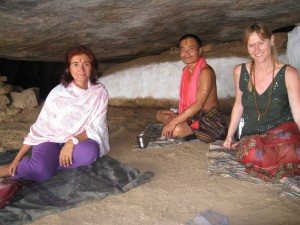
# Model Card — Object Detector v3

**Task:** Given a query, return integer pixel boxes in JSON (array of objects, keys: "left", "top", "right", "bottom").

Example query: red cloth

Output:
[
  {"left": 0, "top": 178, "right": 25, "bottom": 208},
  {"left": 236, "top": 122, "right": 300, "bottom": 181},
  {"left": 179, "top": 57, "right": 207, "bottom": 129}
]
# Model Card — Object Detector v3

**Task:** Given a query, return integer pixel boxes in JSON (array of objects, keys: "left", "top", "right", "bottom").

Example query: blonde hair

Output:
[{"left": 243, "top": 22, "right": 278, "bottom": 92}]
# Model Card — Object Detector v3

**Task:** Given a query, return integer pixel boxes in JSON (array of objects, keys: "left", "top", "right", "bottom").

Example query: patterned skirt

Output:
[
  {"left": 192, "top": 107, "right": 228, "bottom": 143},
  {"left": 236, "top": 122, "right": 300, "bottom": 181}
]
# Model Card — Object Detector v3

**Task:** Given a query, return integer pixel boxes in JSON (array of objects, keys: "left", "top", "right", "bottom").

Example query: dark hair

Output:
[
  {"left": 179, "top": 34, "right": 203, "bottom": 48},
  {"left": 61, "top": 46, "right": 99, "bottom": 87}
]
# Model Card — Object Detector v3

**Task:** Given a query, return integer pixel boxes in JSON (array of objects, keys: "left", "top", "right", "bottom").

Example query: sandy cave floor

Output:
[{"left": 0, "top": 106, "right": 300, "bottom": 225}]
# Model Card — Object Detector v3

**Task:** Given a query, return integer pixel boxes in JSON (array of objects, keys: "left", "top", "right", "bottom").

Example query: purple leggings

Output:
[{"left": 13, "top": 139, "right": 100, "bottom": 182}]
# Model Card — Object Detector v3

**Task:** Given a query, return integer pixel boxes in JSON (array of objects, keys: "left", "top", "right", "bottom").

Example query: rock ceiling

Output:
[{"left": 0, "top": 0, "right": 300, "bottom": 63}]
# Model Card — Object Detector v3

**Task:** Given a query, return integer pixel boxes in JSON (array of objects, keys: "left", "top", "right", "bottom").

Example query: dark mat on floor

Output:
[
  {"left": 0, "top": 150, "right": 154, "bottom": 225},
  {"left": 133, "top": 123, "right": 199, "bottom": 150}
]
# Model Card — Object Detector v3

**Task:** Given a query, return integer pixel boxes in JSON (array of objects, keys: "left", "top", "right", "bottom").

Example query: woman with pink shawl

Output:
[{"left": 0, "top": 46, "right": 110, "bottom": 182}]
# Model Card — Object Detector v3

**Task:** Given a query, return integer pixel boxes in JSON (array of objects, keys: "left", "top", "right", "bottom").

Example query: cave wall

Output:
[{"left": 0, "top": 59, "right": 64, "bottom": 99}]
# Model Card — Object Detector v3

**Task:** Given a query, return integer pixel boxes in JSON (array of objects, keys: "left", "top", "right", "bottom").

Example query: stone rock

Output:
[
  {"left": 10, "top": 88, "right": 39, "bottom": 109},
  {"left": 6, "top": 106, "right": 22, "bottom": 116},
  {"left": 0, "top": 76, "right": 7, "bottom": 82},
  {"left": 0, "top": 94, "right": 10, "bottom": 108},
  {"left": 0, "top": 75, "right": 7, "bottom": 87},
  {"left": 0, "top": 84, "right": 13, "bottom": 95},
  {"left": 31, "top": 87, "right": 41, "bottom": 104},
  {"left": 0, "top": 106, "right": 22, "bottom": 121},
  {"left": 0, "top": 1, "right": 299, "bottom": 62}
]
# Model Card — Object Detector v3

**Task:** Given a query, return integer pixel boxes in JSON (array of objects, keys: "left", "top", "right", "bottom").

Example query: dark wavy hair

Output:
[
  {"left": 61, "top": 46, "right": 99, "bottom": 87},
  {"left": 179, "top": 34, "right": 203, "bottom": 48}
]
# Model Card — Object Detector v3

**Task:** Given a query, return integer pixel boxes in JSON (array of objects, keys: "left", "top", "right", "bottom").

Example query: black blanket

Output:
[{"left": 0, "top": 150, "right": 154, "bottom": 225}]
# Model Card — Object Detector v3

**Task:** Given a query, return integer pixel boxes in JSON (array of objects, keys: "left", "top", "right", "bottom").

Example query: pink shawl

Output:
[
  {"left": 179, "top": 57, "right": 207, "bottom": 114},
  {"left": 24, "top": 81, "right": 110, "bottom": 156}
]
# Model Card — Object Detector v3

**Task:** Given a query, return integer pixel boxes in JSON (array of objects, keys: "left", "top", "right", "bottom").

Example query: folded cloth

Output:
[
  {"left": 208, "top": 141, "right": 300, "bottom": 197},
  {"left": 0, "top": 178, "right": 27, "bottom": 209}
]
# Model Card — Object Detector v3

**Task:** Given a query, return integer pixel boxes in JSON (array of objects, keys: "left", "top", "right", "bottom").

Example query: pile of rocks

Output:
[{"left": 0, "top": 74, "right": 40, "bottom": 121}]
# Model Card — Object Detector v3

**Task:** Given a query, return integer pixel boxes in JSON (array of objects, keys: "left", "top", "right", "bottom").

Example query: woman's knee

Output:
[
  {"left": 33, "top": 164, "right": 57, "bottom": 182},
  {"left": 73, "top": 139, "right": 99, "bottom": 165},
  {"left": 18, "top": 158, "right": 57, "bottom": 182},
  {"left": 17, "top": 142, "right": 60, "bottom": 182}
]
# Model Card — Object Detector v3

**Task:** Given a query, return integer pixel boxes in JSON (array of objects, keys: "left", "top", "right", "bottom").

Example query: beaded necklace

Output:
[{"left": 250, "top": 61, "right": 275, "bottom": 121}]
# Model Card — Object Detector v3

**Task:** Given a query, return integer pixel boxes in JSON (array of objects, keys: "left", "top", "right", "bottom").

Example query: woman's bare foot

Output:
[{"left": 0, "top": 164, "right": 10, "bottom": 177}]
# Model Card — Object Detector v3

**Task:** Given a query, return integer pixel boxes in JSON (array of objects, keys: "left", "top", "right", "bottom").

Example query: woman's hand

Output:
[
  {"left": 223, "top": 136, "right": 234, "bottom": 149},
  {"left": 6, "top": 144, "right": 32, "bottom": 177},
  {"left": 8, "top": 158, "right": 21, "bottom": 177},
  {"left": 59, "top": 141, "right": 74, "bottom": 167}
]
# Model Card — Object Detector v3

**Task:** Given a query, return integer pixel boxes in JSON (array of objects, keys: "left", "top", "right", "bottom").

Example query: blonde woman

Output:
[{"left": 224, "top": 22, "right": 300, "bottom": 181}]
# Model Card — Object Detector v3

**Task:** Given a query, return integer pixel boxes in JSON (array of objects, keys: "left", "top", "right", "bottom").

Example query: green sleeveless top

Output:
[{"left": 240, "top": 63, "right": 294, "bottom": 136}]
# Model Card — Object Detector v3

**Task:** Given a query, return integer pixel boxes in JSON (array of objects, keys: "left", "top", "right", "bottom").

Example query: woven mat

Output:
[
  {"left": 207, "top": 141, "right": 300, "bottom": 197},
  {"left": 0, "top": 150, "right": 154, "bottom": 225},
  {"left": 132, "top": 123, "right": 199, "bottom": 150}
]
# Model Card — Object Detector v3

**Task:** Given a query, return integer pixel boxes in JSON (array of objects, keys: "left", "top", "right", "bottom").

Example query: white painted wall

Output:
[{"left": 100, "top": 26, "right": 299, "bottom": 100}]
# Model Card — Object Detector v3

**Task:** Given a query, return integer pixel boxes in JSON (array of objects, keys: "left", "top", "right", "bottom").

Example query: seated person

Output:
[
  {"left": 0, "top": 46, "right": 110, "bottom": 182},
  {"left": 156, "top": 34, "right": 227, "bottom": 143},
  {"left": 223, "top": 22, "right": 300, "bottom": 181}
]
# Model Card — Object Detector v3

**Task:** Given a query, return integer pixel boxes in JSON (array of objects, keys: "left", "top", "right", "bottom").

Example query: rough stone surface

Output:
[
  {"left": 0, "top": 84, "right": 13, "bottom": 95},
  {"left": 0, "top": 76, "right": 7, "bottom": 82},
  {"left": 0, "top": 0, "right": 299, "bottom": 63},
  {"left": 10, "top": 88, "right": 39, "bottom": 109},
  {"left": 0, "top": 94, "right": 10, "bottom": 108}
]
